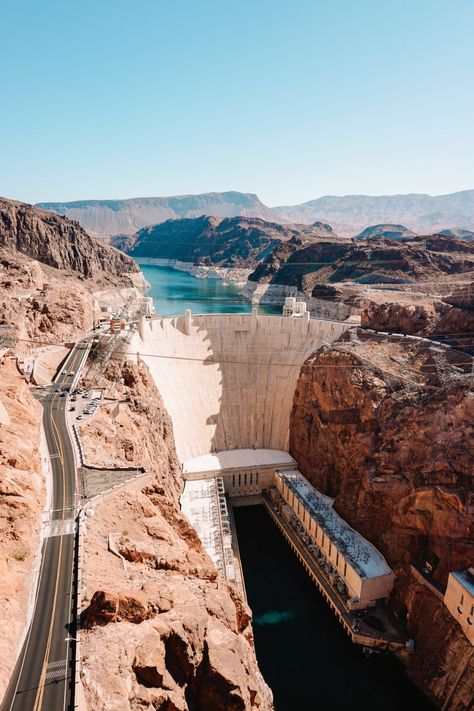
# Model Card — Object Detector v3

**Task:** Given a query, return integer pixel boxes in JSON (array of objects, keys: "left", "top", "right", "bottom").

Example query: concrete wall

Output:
[
  {"left": 444, "top": 572, "right": 474, "bottom": 645},
  {"left": 131, "top": 312, "right": 351, "bottom": 463},
  {"left": 275, "top": 474, "right": 394, "bottom": 609}
]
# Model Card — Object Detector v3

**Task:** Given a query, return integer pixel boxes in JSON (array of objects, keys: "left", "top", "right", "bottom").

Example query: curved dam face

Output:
[{"left": 131, "top": 312, "right": 351, "bottom": 464}]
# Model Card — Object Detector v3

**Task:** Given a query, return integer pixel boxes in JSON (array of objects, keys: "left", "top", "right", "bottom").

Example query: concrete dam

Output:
[{"left": 133, "top": 310, "right": 350, "bottom": 463}]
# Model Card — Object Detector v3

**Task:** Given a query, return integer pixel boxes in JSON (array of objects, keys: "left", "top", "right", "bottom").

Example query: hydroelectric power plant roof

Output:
[
  {"left": 183, "top": 448, "right": 295, "bottom": 477},
  {"left": 277, "top": 470, "right": 392, "bottom": 578}
]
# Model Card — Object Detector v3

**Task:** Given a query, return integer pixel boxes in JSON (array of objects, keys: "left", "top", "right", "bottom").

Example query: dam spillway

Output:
[{"left": 132, "top": 311, "right": 351, "bottom": 464}]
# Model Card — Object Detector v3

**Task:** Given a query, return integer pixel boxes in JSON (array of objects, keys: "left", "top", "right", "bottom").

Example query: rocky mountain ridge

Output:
[
  {"left": 120, "top": 215, "right": 338, "bottom": 268},
  {"left": 37, "top": 189, "right": 474, "bottom": 238},
  {"left": 0, "top": 198, "right": 141, "bottom": 283},
  {"left": 354, "top": 224, "right": 418, "bottom": 240},
  {"left": 38, "top": 192, "right": 276, "bottom": 240},
  {"left": 249, "top": 234, "right": 474, "bottom": 293}
]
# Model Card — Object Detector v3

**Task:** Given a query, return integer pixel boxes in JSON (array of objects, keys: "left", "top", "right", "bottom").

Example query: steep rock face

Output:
[
  {"left": 361, "top": 291, "right": 474, "bottom": 353},
  {"left": 0, "top": 362, "right": 44, "bottom": 700},
  {"left": 396, "top": 572, "right": 474, "bottom": 708},
  {"left": 0, "top": 251, "right": 99, "bottom": 347},
  {"left": 0, "top": 198, "right": 140, "bottom": 280},
  {"left": 289, "top": 333, "right": 474, "bottom": 708},
  {"left": 79, "top": 360, "right": 273, "bottom": 711}
]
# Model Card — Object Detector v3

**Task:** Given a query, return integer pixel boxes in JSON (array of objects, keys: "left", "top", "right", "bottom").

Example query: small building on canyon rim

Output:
[{"left": 444, "top": 568, "right": 474, "bottom": 645}]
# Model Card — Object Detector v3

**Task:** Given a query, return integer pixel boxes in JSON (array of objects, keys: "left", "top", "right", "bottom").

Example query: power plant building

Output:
[{"left": 273, "top": 470, "right": 395, "bottom": 610}]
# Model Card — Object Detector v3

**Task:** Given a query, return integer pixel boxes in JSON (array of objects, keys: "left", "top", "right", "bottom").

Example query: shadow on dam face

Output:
[{"left": 133, "top": 312, "right": 351, "bottom": 464}]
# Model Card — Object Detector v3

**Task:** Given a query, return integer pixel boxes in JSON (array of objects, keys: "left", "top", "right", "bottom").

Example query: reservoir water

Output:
[
  {"left": 234, "top": 506, "right": 435, "bottom": 711},
  {"left": 138, "top": 263, "right": 436, "bottom": 711},
  {"left": 140, "top": 263, "right": 279, "bottom": 316}
]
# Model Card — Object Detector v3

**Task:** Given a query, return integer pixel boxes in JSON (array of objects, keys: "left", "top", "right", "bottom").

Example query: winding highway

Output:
[{"left": 1, "top": 343, "right": 88, "bottom": 711}]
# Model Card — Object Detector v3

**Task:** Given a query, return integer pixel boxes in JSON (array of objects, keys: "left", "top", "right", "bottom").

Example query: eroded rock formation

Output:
[
  {"left": 290, "top": 330, "right": 474, "bottom": 708},
  {"left": 79, "top": 360, "right": 273, "bottom": 710},
  {"left": 361, "top": 282, "right": 474, "bottom": 353},
  {"left": 0, "top": 197, "right": 141, "bottom": 281},
  {"left": 0, "top": 362, "right": 44, "bottom": 699}
]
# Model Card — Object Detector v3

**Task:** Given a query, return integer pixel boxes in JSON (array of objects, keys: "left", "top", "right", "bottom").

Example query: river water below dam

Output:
[
  {"left": 138, "top": 264, "right": 435, "bottom": 711},
  {"left": 234, "top": 506, "right": 434, "bottom": 711}
]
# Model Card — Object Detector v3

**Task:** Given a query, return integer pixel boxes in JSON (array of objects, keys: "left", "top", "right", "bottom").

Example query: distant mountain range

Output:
[{"left": 37, "top": 189, "right": 474, "bottom": 239}]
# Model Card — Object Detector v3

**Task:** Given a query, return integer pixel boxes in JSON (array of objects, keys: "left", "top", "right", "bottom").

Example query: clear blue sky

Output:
[{"left": 1, "top": 0, "right": 473, "bottom": 206}]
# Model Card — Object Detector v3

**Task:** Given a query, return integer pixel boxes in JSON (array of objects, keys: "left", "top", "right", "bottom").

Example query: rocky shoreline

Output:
[{"left": 134, "top": 257, "right": 252, "bottom": 286}]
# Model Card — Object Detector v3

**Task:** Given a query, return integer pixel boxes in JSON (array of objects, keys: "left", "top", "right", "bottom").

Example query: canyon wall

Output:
[
  {"left": 0, "top": 198, "right": 141, "bottom": 281},
  {"left": 0, "top": 362, "right": 45, "bottom": 700},
  {"left": 131, "top": 313, "right": 352, "bottom": 463},
  {"left": 289, "top": 330, "right": 474, "bottom": 708},
  {"left": 78, "top": 360, "right": 273, "bottom": 711}
]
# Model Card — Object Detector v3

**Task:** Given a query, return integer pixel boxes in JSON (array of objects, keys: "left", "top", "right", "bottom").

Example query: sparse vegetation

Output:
[{"left": 12, "top": 545, "right": 29, "bottom": 562}]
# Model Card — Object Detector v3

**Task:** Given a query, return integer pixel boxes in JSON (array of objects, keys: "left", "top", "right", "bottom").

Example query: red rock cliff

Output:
[
  {"left": 289, "top": 331, "right": 474, "bottom": 709},
  {"left": 79, "top": 360, "right": 273, "bottom": 711}
]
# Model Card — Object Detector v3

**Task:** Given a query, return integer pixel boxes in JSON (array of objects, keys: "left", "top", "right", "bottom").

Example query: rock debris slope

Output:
[
  {"left": 0, "top": 362, "right": 44, "bottom": 699},
  {"left": 79, "top": 360, "right": 273, "bottom": 711}
]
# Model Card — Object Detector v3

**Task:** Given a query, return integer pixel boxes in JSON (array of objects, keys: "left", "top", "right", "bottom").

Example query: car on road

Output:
[
  {"left": 61, "top": 369, "right": 67, "bottom": 374},
  {"left": 55, "top": 388, "right": 62, "bottom": 393}
]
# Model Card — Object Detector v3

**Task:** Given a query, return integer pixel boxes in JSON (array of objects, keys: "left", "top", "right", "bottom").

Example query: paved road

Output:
[{"left": 1, "top": 343, "right": 87, "bottom": 711}]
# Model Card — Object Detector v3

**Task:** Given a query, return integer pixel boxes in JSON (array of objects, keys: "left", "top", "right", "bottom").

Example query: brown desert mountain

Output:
[{"left": 38, "top": 189, "right": 474, "bottom": 238}]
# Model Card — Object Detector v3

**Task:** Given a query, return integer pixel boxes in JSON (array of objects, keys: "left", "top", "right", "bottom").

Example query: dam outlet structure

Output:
[{"left": 129, "top": 310, "right": 404, "bottom": 650}]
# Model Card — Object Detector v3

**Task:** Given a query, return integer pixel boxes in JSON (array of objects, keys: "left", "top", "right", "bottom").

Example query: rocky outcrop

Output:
[
  {"left": 249, "top": 235, "right": 474, "bottom": 293},
  {"left": 289, "top": 331, "right": 474, "bottom": 708},
  {"left": 361, "top": 282, "right": 474, "bottom": 352},
  {"left": 79, "top": 360, "right": 273, "bottom": 710},
  {"left": 396, "top": 572, "right": 474, "bottom": 708},
  {"left": 354, "top": 224, "right": 418, "bottom": 240},
  {"left": 0, "top": 362, "right": 44, "bottom": 700},
  {"left": 0, "top": 197, "right": 140, "bottom": 281}
]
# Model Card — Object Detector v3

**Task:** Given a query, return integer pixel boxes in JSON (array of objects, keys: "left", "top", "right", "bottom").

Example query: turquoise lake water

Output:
[
  {"left": 140, "top": 263, "right": 279, "bottom": 316},
  {"left": 138, "top": 262, "right": 435, "bottom": 711}
]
